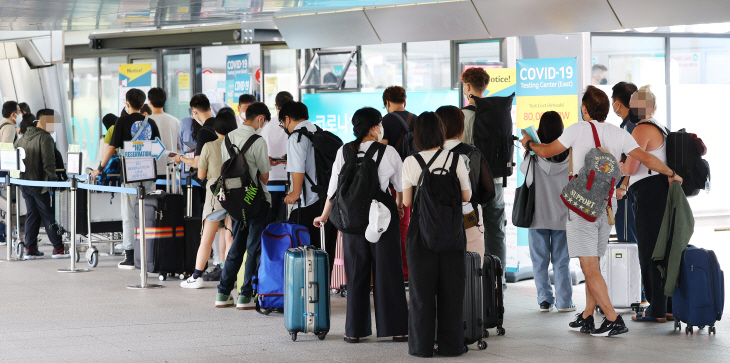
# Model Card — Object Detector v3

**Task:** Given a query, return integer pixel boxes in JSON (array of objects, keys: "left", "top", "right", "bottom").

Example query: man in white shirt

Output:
[
  {"left": 261, "top": 91, "right": 293, "bottom": 222},
  {"left": 235, "top": 94, "right": 256, "bottom": 128},
  {"left": 147, "top": 88, "right": 180, "bottom": 178},
  {"left": 520, "top": 86, "right": 682, "bottom": 337}
]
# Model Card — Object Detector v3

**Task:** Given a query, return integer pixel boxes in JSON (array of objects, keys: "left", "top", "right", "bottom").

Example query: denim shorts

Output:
[{"left": 205, "top": 209, "right": 228, "bottom": 223}]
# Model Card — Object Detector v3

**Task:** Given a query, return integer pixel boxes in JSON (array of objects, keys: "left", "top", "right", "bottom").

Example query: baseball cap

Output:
[{"left": 365, "top": 200, "right": 391, "bottom": 243}]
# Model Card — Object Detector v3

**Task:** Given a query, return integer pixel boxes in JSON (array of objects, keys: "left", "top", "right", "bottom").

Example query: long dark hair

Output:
[
  {"left": 414, "top": 112, "right": 445, "bottom": 151},
  {"left": 350, "top": 107, "right": 382, "bottom": 152},
  {"left": 20, "top": 114, "right": 38, "bottom": 134},
  {"left": 536, "top": 111, "right": 569, "bottom": 163}
]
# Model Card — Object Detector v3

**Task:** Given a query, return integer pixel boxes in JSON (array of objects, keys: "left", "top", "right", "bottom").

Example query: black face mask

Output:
[
  {"left": 599, "top": 78, "right": 607, "bottom": 85},
  {"left": 628, "top": 108, "right": 641, "bottom": 124}
]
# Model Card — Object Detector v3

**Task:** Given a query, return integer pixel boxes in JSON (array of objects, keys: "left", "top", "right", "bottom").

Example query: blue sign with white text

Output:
[
  {"left": 226, "top": 54, "right": 250, "bottom": 104},
  {"left": 517, "top": 57, "right": 577, "bottom": 97}
]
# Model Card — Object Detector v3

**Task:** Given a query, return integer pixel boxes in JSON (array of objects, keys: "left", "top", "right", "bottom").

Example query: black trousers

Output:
[
  {"left": 342, "top": 199, "right": 408, "bottom": 338},
  {"left": 21, "top": 187, "right": 63, "bottom": 252},
  {"left": 288, "top": 201, "right": 337, "bottom": 273},
  {"left": 631, "top": 175, "right": 671, "bottom": 318},
  {"left": 268, "top": 181, "right": 287, "bottom": 223},
  {"left": 407, "top": 213, "right": 466, "bottom": 357}
]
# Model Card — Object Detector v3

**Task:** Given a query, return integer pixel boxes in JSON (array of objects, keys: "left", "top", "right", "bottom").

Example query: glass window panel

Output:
[
  {"left": 459, "top": 41, "right": 501, "bottom": 64},
  {"left": 361, "top": 43, "right": 402, "bottom": 92},
  {"left": 301, "top": 51, "right": 356, "bottom": 89},
  {"left": 100, "top": 56, "right": 128, "bottom": 130},
  {"left": 670, "top": 37, "right": 730, "bottom": 84},
  {"left": 71, "top": 58, "right": 100, "bottom": 168},
  {"left": 201, "top": 44, "right": 262, "bottom": 105},
  {"left": 163, "top": 53, "right": 192, "bottom": 121},
  {"left": 406, "top": 41, "right": 451, "bottom": 92},
  {"left": 263, "top": 48, "right": 299, "bottom": 111}
]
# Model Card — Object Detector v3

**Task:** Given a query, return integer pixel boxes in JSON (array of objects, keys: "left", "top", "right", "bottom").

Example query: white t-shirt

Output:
[
  {"left": 260, "top": 115, "right": 288, "bottom": 182},
  {"left": 236, "top": 114, "right": 246, "bottom": 128},
  {"left": 402, "top": 149, "right": 471, "bottom": 194},
  {"left": 557, "top": 120, "right": 640, "bottom": 175},
  {"left": 327, "top": 141, "right": 403, "bottom": 197},
  {"left": 148, "top": 112, "right": 180, "bottom": 175}
]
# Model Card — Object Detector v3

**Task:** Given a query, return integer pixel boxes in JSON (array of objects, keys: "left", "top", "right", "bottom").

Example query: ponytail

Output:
[{"left": 350, "top": 107, "right": 382, "bottom": 152}]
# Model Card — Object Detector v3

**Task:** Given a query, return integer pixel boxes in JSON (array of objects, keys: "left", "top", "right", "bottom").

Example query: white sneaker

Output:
[
  {"left": 559, "top": 305, "right": 577, "bottom": 312},
  {"left": 180, "top": 276, "right": 203, "bottom": 289}
]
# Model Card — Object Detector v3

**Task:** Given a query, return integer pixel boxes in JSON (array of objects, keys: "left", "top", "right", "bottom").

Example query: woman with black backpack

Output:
[
  {"left": 313, "top": 107, "right": 408, "bottom": 344},
  {"left": 402, "top": 112, "right": 472, "bottom": 357}
]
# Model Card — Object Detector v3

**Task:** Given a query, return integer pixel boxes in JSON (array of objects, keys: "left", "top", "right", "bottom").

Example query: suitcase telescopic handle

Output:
[{"left": 308, "top": 281, "right": 319, "bottom": 303}]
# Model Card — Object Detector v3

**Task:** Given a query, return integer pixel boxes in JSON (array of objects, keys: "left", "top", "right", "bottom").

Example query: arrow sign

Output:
[{"left": 123, "top": 137, "right": 166, "bottom": 160}]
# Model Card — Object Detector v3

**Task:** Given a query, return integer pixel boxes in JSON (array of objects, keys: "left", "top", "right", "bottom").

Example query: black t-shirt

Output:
[
  {"left": 195, "top": 117, "right": 217, "bottom": 156},
  {"left": 381, "top": 110, "right": 413, "bottom": 157},
  {"left": 110, "top": 113, "right": 162, "bottom": 149}
]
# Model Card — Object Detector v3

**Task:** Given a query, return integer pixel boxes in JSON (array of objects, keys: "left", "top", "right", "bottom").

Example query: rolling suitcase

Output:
[
  {"left": 464, "top": 251, "right": 487, "bottom": 350},
  {"left": 672, "top": 246, "right": 724, "bottom": 334},
  {"left": 284, "top": 225, "right": 330, "bottom": 341},
  {"left": 134, "top": 192, "right": 186, "bottom": 277},
  {"left": 600, "top": 241, "right": 642, "bottom": 311},
  {"left": 483, "top": 254, "right": 505, "bottom": 337},
  {"left": 183, "top": 176, "right": 202, "bottom": 276}
]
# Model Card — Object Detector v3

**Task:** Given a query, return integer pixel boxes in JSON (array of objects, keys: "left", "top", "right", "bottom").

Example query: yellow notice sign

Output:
[{"left": 178, "top": 74, "right": 190, "bottom": 90}]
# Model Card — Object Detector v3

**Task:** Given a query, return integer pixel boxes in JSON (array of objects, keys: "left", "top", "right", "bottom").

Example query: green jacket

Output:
[
  {"left": 652, "top": 182, "right": 694, "bottom": 297},
  {"left": 14, "top": 127, "right": 58, "bottom": 193}
]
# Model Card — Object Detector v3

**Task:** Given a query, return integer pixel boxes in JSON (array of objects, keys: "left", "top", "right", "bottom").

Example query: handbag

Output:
[{"left": 512, "top": 155, "right": 536, "bottom": 228}]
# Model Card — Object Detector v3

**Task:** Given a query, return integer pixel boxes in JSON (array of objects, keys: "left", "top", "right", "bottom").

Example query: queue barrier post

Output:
[
  {"left": 127, "top": 183, "right": 162, "bottom": 289},
  {"left": 58, "top": 178, "right": 89, "bottom": 273},
  {"left": 5, "top": 174, "right": 11, "bottom": 261}
]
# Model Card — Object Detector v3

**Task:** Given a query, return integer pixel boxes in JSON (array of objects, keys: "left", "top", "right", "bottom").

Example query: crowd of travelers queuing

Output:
[{"left": 8, "top": 65, "right": 690, "bottom": 357}]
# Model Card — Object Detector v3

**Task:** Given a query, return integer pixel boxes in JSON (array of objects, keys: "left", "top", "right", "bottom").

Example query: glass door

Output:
[{"left": 161, "top": 50, "right": 193, "bottom": 121}]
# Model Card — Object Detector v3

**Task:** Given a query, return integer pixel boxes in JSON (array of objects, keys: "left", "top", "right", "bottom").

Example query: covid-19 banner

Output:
[
  {"left": 118, "top": 63, "right": 152, "bottom": 113},
  {"left": 226, "top": 54, "right": 251, "bottom": 112},
  {"left": 508, "top": 57, "right": 579, "bottom": 281}
]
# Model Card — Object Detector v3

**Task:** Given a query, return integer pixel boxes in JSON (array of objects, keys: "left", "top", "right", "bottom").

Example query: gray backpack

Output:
[{"left": 560, "top": 122, "right": 622, "bottom": 223}]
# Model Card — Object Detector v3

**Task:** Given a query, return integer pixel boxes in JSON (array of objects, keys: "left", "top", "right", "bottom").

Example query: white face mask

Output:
[
  {"left": 376, "top": 125, "right": 384, "bottom": 142},
  {"left": 254, "top": 117, "right": 265, "bottom": 135}
]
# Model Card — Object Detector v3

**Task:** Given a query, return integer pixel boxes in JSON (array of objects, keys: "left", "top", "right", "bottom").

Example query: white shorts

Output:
[{"left": 565, "top": 209, "right": 612, "bottom": 258}]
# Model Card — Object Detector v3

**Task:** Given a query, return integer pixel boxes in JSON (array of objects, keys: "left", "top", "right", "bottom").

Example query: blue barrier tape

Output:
[
  {"left": 267, "top": 185, "right": 286, "bottom": 192},
  {"left": 155, "top": 179, "right": 201, "bottom": 187},
  {"left": 9, "top": 178, "right": 71, "bottom": 188},
  {"left": 77, "top": 183, "right": 138, "bottom": 195}
]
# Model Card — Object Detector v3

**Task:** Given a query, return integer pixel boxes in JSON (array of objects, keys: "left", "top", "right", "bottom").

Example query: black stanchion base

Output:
[
  {"left": 127, "top": 284, "right": 163, "bottom": 289},
  {"left": 58, "top": 269, "right": 90, "bottom": 273}
]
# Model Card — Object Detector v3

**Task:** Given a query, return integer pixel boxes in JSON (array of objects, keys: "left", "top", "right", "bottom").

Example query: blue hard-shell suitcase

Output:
[
  {"left": 673, "top": 246, "right": 724, "bottom": 334},
  {"left": 284, "top": 244, "right": 330, "bottom": 341}
]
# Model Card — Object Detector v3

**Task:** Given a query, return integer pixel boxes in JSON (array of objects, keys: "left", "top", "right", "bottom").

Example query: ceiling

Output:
[{"left": 0, "top": 0, "right": 444, "bottom": 31}]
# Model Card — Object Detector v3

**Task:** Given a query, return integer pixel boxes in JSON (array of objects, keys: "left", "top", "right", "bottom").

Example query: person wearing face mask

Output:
[
  {"left": 173, "top": 94, "right": 216, "bottom": 171},
  {"left": 260, "top": 91, "right": 293, "bottom": 223},
  {"left": 1, "top": 101, "right": 21, "bottom": 144},
  {"left": 236, "top": 94, "right": 256, "bottom": 128},
  {"left": 214, "top": 102, "right": 272, "bottom": 309},
  {"left": 621, "top": 85, "right": 673, "bottom": 324},
  {"left": 91, "top": 89, "right": 162, "bottom": 269},
  {"left": 314, "top": 107, "right": 408, "bottom": 343},
  {"left": 592, "top": 64, "right": 608, "bottom": 85}
]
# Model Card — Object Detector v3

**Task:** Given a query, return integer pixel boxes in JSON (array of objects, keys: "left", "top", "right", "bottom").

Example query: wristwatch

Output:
[
  {"left": 668, "top": 169, "right": 676, "bottom": 178},
  {"left": 97, "top": 164, "right": 104, "bottom": 172},
  {"left": 526, "top": 140, "right": 534, "bottom": 152}
]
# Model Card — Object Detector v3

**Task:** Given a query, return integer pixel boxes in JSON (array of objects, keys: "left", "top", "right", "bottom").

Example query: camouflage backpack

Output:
[{"left": 560, "top": 122, "right": 622, "bottom": 223}]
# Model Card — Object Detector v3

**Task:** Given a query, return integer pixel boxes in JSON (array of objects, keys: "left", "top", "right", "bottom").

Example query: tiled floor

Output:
[{"left": 1, "top": 226, "right": 729, "bottom": 362}]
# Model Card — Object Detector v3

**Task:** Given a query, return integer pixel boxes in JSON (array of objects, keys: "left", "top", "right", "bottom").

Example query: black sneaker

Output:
[
  {"left": 540, "top": 302, "right": 553, "bottom": 312},
  {"left": 118, "top": 249, "right": 135, "bottom": 270},
  {"left": 24, "top": 249, "right": 45, "bottom": 260},
  {"left": 52, "top": 247, "right": 70, "bottom": 259},
  {"left": 591, "top": 315, "right": 628, "bottom": 337},
  {"left": 569, "top": 312, "right": 594, "bottom": 333},
  {"left": 202, "top": 265, "right": 222, "bottom": 281}
]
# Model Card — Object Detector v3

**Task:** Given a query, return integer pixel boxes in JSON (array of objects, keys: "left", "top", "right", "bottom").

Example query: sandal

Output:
[
  {"left": 343, "top": 336, "right": 360, "bottom": 343},
  {"left": 632, "top": 313, "right": 667, "bottom": 323},
  {"left": 393, "top": 336, "right": 408, "bottom": 342}
]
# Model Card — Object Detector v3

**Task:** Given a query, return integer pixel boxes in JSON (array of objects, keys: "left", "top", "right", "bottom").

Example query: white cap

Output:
[{"left": 365, "top": 200, "right": 391, "bottom": 243}]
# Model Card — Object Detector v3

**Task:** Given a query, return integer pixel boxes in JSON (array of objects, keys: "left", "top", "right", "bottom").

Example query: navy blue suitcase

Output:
[
  {"left": 284, "top": 244, "right": 330, "bottom": 341},
  {"left": 673, "top": 246, "right": 724, "bottom": 334}
]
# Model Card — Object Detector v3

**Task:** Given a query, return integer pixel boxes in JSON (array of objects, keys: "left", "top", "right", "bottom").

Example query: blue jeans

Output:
[
  {"left": 528, "top": 229, "right": 573, "bottom": 309},
  {"left": 217, "top": 202, "right": 270, "bottom": 297}
]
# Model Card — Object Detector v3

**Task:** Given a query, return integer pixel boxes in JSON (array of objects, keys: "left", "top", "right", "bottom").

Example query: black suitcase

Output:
[
  {"left": 483, "top": 254, "right": 505, "bottom": 337},
  {"left": 464, "top": 252, "right": 487, "bottom": 350},
  {"left": 133, "top": 192, "right": 186, "bottom": 276},
  {"left": 183, "top": 216, "right": 202, "bottom": 273}
]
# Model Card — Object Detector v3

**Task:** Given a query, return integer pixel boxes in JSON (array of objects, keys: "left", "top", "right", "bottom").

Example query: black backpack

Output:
[
  {"left": 329, "top": 142, "right": 387, "bottom": 233},
  {"left": 292, "top": 125, "right": 344, "bottom": 201},
  {"left": 414, "top": 150, "right": 464, "bottom": 252},
  {"left": 451, "top": 142, "right": 496, "bottom": 208},
  {"left": 211, "top": 135, "right": 264, "bottom": 224},
  {"left": 468, "top": 92, "right": 516, "bottom": 186},
  {"left": 645, "top": 123, "right": 710, "bottom": 197},
  {"left": 389, "top": 112, "right": 418, "bottom": 160}
]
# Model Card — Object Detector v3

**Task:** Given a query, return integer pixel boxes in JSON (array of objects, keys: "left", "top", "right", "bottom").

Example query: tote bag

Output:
[{"left": 512, "top": 155, "right": 536, "bottom": 228}]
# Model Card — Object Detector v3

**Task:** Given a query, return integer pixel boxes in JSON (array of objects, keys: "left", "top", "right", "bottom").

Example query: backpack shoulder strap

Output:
[
  {"left": 131, "top": 117, "right": 149, "bottom": 141},
  {"left": 413, "top": 153, "right": 428, "bottom": 171},
  {"left": 371, "top": 142, "right": 387, "bottom": 167},
  {"left": 393, "top": 113, "right": 413, "bottom": 151},
  {"left": 639, "top": 121, "right": 669, "bottom": 136},
  {"left": 588, "top": 121, "right": 601, "bottom": 148},
  {"left": 343, "top": 142, "right": 357, "bottom": 163},
  {"left": 448, "top": 151, "right": 460, "bottom": 174},
  {"left": 240, "top": 134, "right": 262, "bottom": 155}
]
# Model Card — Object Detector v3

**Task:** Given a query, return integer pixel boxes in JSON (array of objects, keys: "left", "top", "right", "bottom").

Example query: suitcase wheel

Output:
[
  {"left": 685, "top": 326, "right": 694, "bottom": 335},
  {"left": 317, "top": 332, "right": 327, "bottom": 340},
  {"left": 158, "top": 274, "right": 167, "bottom": 281},
  {"left": 179, "top": 274, "right": 186, "bottom": 280},
  {"left": 290, "top": 333, "right": 297, "bottom": 341},
  {"left": 497, "top": 327, "right": 506, "bottom": 336},
  {"left": 477, "top": 340, "right": 487, "bottom": 350},
  {"left": 674, "top": 321, "right": 681, "bottom": 331},
  {"left": 710, "top": 326, "right": 716, "bottom": 334}
]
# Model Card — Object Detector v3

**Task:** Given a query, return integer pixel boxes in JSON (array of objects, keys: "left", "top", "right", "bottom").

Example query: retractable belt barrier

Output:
[{"left": 3, "top": 177, "right": 161, "bottom": 288}]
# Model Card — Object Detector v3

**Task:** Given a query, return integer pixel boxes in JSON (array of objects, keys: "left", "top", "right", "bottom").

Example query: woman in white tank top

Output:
[{"left": 621, "top": 85, "right": 672, "bottom": 323}]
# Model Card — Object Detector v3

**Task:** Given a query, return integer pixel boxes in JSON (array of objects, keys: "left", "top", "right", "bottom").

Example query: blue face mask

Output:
[{"left": 579, "top": 106, "right": 584, "bottom": 121}]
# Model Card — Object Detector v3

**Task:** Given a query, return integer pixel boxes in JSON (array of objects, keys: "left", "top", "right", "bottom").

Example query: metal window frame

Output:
[{"left": 299, "top": 48, "right": 357, "bottom": 90}]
